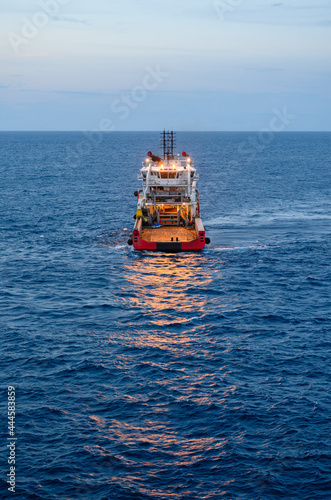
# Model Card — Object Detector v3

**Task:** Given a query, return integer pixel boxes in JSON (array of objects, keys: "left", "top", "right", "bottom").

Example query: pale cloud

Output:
[{"left": 52, "top": 16, "right": 92, "bottom": 26}]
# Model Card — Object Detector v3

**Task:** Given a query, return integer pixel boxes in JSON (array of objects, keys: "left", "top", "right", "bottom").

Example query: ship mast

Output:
[{"left": 161, "top": 130, "right": 176, "bottom": 161}]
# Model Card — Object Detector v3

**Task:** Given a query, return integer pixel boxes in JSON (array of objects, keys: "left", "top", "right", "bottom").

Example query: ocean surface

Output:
[{"left": 0, "top": 132, "right": 330, "bottom": 499}]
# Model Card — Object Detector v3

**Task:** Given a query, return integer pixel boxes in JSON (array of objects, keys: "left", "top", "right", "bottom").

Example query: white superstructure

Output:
[{"left": 136, "top": 154, "right": 200, "bottom": 226}]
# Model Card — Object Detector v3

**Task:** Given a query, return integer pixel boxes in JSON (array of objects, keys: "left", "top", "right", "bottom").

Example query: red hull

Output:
[{"left": 132, "top": 219, "right": 206, "bottom": 253}]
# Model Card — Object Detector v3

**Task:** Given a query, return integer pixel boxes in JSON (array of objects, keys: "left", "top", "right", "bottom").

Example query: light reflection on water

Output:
[
  {"left": 84, "top": 411, "right": 243, "bottom": 499},
  {"left": 122, "top": 254, "right": 214, "bottom": 321},
  {"left": 100, "top": 252, "right": 239, "bottom": 403},
  {"left": 103, "top": 251, "right": 243, "bottom": 364},
  {"left": 113, "top": 252, "right": 243, "bottom": 331},
  {"left": 91, "top": 252, "right": 246, "bottom": 498}
]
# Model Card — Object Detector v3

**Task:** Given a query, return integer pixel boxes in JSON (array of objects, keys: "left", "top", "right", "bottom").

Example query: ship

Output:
[{"left": 128, "top": 131, "right": 210, "bottom": 252}]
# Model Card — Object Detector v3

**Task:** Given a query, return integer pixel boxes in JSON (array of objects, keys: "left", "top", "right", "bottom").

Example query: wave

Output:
[{"left": 211, "top": 244, "right": 269, "bottom": 252}]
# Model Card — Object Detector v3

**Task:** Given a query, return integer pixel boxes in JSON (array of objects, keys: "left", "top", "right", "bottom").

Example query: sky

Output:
[{"left": 0, "top": 0, "right": 330, "bottom": 131}]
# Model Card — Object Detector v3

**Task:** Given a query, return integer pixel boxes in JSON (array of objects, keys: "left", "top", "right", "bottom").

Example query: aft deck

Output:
[{"left": 140, "top": 226, "right": 197, "bottom": 243}]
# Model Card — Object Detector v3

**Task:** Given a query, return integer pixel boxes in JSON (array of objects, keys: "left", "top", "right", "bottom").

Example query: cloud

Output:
[
  {"left": 52, "top": 89, "right": 115, "bottom": 97},
  {"left": 53, "top": 16, "right": 91, "bottom": 26},
  {"left": 16, "top": 88, "right": 117, "bottom": 97},
  {"left": 245, "top": 67, "right": 285, "bottom": 73},
  {"left": 222, "top": 2, "right": 331, "bottom": 27}
]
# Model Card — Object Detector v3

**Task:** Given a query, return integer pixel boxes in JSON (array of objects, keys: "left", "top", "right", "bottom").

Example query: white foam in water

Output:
[
  {"left": 114, "top": 245, "right": 127, "bottom": 250},
  {"left": 212, "top": 244, "right": 268, "bottom": 252},
  {"left": 164, "top": 316, "right": 201, "bottom": 326},
  {"left": 206, "top": 211, "right": 331, "bottom": 228}
]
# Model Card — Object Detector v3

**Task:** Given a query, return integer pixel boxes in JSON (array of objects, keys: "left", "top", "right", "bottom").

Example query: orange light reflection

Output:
[{"left": 122, "top": 255, "right": 213, "bottom": 324}]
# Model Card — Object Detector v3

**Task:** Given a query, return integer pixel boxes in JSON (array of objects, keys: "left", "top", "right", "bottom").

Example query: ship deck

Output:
[{"left": 140, "top": 226, "right": 197, "bottom": 243}]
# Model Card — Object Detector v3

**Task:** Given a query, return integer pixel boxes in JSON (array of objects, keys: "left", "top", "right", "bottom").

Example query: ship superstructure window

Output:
[{"left": 158, "top": 171, "right": 181, "bottom": 179}]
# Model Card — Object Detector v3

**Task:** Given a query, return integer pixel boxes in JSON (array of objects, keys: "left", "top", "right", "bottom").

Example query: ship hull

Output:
[{"left": 133, "top": 237, "right": 205, "bottom": 253}]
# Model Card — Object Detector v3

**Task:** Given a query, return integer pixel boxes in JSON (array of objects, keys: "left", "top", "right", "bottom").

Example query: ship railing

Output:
[
  {"left": 145, "top": 180, "right": 191, "bottom": 187},
  {"left": 151, "top": 192, "right": 185, "bottom": 195}
]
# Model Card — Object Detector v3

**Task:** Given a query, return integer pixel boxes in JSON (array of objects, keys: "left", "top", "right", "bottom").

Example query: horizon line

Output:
[{"left": 0, "top": 130, "right": 330, "bottom": 133}]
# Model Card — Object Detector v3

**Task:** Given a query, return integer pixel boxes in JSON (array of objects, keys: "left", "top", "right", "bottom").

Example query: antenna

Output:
[{"left": 160, "top": 130, "right": 176, "bottom": 160}]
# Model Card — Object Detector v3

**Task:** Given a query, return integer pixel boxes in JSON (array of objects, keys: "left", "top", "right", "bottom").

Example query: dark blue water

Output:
[{"left": 1, "top": 132, "right": 330, "bottom": 499}]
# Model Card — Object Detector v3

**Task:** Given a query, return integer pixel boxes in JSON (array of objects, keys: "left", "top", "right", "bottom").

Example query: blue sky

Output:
[{"left": 1, "top": 0, "right": 330, "bottom": 130}]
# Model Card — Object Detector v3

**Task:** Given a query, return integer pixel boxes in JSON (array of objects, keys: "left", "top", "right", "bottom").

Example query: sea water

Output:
[{"left": 0, "top": 132, "right": 330, "bottom": 499}]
